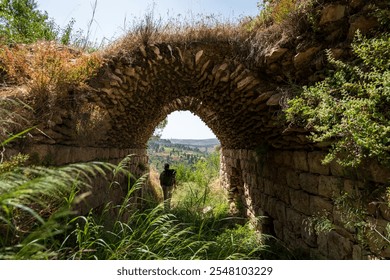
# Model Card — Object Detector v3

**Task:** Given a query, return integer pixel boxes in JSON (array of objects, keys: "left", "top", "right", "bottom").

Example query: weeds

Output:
[
  {"left": 0, "top": 42, "right": 101, "bottom": 90},
  {"left": 0, "top": 144, "right": 268, "bottom": 259}
]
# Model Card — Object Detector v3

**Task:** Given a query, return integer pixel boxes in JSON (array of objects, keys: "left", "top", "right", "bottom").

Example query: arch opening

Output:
[
  {"left": 147, "top": 109, "right": 221, "bottom": 168},
  {"left": 159, "top": 111, "right": 216, "bottom": 140}
]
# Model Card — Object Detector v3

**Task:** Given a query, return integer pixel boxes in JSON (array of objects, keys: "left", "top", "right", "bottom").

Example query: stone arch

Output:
[
  {"left": 16, "top": 41, "right": 388, "bottom": 260},
  {"left": 79, "top": 42, "right": 304, "bottom": 151}
]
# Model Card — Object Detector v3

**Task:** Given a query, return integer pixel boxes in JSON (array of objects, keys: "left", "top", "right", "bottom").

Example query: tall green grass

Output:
[{"left": 0, "top": 145, "right": 270, "bottom": 259}]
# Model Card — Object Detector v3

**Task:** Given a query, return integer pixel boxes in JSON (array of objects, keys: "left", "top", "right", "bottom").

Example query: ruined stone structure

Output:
[{"left": 5, "top": 1, "right": 389, "bottom": 259}]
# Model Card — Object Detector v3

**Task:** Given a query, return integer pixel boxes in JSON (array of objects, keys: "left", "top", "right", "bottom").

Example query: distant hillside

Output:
[
  {"left": 147, "top": 138, "right": 220, "bottom": 169},
  {"left": 167, "top": 138, "right": 220, "bottom": 147}
]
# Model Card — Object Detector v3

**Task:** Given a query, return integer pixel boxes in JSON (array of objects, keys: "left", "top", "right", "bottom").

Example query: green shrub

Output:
[
  {"left": 286, "top": 32, "right": 390, "bottom": 167},
  {"left": 213, "top": 223, "right": 266, "bottom": 259}
]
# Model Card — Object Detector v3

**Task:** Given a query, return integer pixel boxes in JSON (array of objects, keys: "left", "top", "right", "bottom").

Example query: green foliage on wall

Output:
[{"left": 286, "top": 31, "right": 390, "bottom": 167}]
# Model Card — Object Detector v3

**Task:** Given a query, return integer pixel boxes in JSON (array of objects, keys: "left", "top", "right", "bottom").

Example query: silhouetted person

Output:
[{"left": 159, "top": 163, "right": 176, "bottom": 210}]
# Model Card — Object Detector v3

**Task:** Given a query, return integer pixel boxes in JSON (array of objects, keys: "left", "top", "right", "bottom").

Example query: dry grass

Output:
[
  {"left": 144, "top": 166, "right": 163, "bottom": 203},
  {"left": 0, "top": 96, "right": 32, "bottom": 143},
  {"left": 245, "top": 0, "right": 318, "bottom": 65},
  {"left": 0, "top": 41, "right": 103, "bottom": 128},
  {"left": 0, "top": 41, "right": 101, "bottom": 87},
  {"left": 103, "top": 0, "right": 318, "bottom": 69},
  {"left": 104, "top": 13, "right": 247, "bottom": 59},
  {"left": 0, "top": 41, "right": 102, "bottom": 106}
]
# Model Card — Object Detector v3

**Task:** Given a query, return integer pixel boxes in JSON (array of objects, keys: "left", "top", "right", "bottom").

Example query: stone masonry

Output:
[{"left": 221, "top": 148, "right": 390, "bottom": 259}]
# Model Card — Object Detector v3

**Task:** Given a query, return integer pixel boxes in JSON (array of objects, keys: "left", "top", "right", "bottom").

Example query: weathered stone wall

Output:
[{"left": 221, "top": 148, "right": 390, "bottom": 259}]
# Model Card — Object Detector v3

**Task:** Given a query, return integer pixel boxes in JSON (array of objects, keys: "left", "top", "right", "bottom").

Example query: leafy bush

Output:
[
  {"left": 286, "top": 32, "right": 390, "bottom": 167},
  {"left": 251, "top": 0, "right": 314, "bottom": 29},
  {"left": 173, "top": 163, "right": 195, "bottom": 184},
  {"left": 214, "top": 223, "right": 266, "bottom": 259},
  {"left": 0, "top": 0, "right": 57, "bottom": 44}
]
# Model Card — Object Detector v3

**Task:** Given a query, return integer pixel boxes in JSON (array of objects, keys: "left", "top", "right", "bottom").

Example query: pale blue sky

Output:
[{"left": 35, "top": 0, "right": 260, "bottom": 139}]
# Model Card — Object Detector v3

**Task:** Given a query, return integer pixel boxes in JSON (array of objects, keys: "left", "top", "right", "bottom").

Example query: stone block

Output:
[
  {"left": 27, "top": 144, "right": 52, "bottom": 163},
  {"left": 265, "top": 47, "right": 288, "bottom": 64},
  {"left": 274, "top": 183, "right": 290, "bottom": 204},
  {"left": 333, "top": 209, "right": 346, "bottom": 228},
  {"left": 319, "top": 4, "right": 346, "bottom": 25},
  {"left": 266, "top": 93, "right": 283, "bottom": 106},
  {"left": 256, "top": 178, "right": 265, "bottom": 192},
  {"left": 263, "top": 179, "right": 274, "bottom": 196},
  {"left": 310, "top": 248, "right": 327, "bottom": 260},
  {"left": 352, "top": 244, "right": 363, "bottom": 260},
  {"left": 266, "top": 197, "right": 278, "bottom": 219},
  {"left": 327, "top": 231, "right": 352, "bottom": 259},
  {"left": 308, "top": 151, "right": 330, "bottom": 175},
  {"left": 299, "top": 173, "right": 319, "bottom": 194},
  {"left": 379, "top": 204, "right": 390, "bottom": 221},
  {"left": 318, "top": 175, "right": 342, "bottom": 199},
  {"left": 275, "top": 200, "right": 286, "bottom": 222},
  {"left": 262, "top": 163, "right": 272, "bottom": 179},
  {"left": 273, "top": 220, "right": 284, "bottom": 240},
  {"left": 53, "top": 146, "right": 71, "bottom": 165},
  {"left": 294, "top": 47, "right": 321, "bottom": 68},
  {"left": 343, "top": 179, "right": 355, "bottom": 196},
  {"left": 366, "top": 218, "right": 390, "bottom": 254},
  {"left": 381, "top": 247, "right": 390, "bottom": 259},
  {"left": 310, "top": 195, "right": 333, "bottom": 214},
  {"left": 283, "top": 228, "right": 305, "bottom": 251},
  {"left": 273, "top": 151, "right": 285, "bottom": 165},
  {"left": 317, "top": 232, "right": 328, "bottom": 256},
  {"left": 101, "top": 148, "right": 112, "bottom": 160},
  {"left": 253, "top": 91, "right": 274, "bottom": 104},
  {"left": 348, "top": 15, "right": 378, "bottom": 40},
  {"left": 283, "top": 151, "right": 294, "bottom": 168},
  {"left": 369, "top": 161, "right": 390, "bottom": 184},
  {"left": 286, "top": 207, "right": 303, "bottom": 233},
  {"left": 286, "top": 169, "right": 301, "bottom": 189},
  {"left": 69, "top": 146, "right": 84, "bottom": 163},
  {"left": 83, "top": 147, "right": 99, "bottom": 162},
  {"left": 290, "top": 189, "right": 310, "bottom": 215},
  {"left": 240, "top": 149, "right": 248, "bottom": 159},
  {"left": 259, "top": 194, "right": 268, "bottom": 209},
  {"left": 276, "top": 167, "right": 288, "bottom": 185},
  {"left": 293, "top": 151, "right": 309, "bottom": 172},
  {"left": 109, "top": 148, "right": 120, "bottom": 159}
]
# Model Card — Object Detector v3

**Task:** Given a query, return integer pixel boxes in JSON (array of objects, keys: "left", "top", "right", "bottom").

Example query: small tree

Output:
[{"left": 0, "top": 0, "right": 57, "bottom": 44}]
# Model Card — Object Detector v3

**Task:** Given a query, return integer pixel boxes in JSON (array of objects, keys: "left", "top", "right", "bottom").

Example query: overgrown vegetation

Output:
[
  {"left": 0, "top": 42, "right": 101, "bottom": 88},
  {"left": 286, "top": 32, "right": 390, "bottom": 167},
  {"left": 0, "top": 95, "right": 267, "bottom": 259},
  {"left": 0, "top": 144, "right": 269, "bottom": 259},
  {"left": 285, "top": 8, "right": 390, "bottom": 253}
]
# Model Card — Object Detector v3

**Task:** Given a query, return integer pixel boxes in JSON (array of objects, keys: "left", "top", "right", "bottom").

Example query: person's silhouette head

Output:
[{"left": 164, "top": 163, "right": 170, "bottom": 170}]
